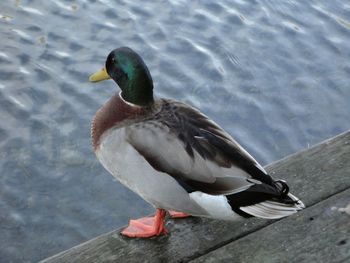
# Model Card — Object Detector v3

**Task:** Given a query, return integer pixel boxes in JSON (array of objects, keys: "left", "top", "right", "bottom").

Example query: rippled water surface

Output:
[{"left": 1, "top": 0, "right": 349, "bottom": 262}]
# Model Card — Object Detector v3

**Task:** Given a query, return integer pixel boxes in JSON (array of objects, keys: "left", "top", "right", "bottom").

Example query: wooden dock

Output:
[{"left": 40, "top": 131, "right": 350, "bottom": 263}]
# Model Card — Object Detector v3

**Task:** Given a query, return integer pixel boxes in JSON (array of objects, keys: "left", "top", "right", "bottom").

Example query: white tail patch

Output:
[
  {"left": 240, "top": 192, "right": 305, "bottom": 219},
  {"left": 189, "top": 192, "right": 242, "bottom": 220}
]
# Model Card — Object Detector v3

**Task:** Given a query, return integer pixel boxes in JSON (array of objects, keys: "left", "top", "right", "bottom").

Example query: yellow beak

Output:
[{"left": 89, "top": 67, "right": 111, "bottom": 82}]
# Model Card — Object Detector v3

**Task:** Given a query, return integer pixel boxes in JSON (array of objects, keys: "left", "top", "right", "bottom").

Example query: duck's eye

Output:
[{"left": 111, "top": 57, "right": 116, "bottom": 64}]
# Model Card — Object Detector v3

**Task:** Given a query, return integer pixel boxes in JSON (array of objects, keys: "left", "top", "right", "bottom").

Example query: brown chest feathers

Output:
[{"left": 91, "top": 93, "right": 148, "bottom": 150}]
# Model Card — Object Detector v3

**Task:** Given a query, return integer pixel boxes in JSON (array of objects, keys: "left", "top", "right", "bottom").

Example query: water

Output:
[{"left": 0, "top": 0, "right": 349, "bottom": 262}]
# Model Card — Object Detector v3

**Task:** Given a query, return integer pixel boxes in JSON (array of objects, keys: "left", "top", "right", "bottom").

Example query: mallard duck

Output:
[{"left": 89, "top": 47, "right": 304, "bottom": 238}]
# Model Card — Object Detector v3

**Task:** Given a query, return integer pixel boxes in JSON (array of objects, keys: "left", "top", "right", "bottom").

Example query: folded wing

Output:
[{"left": 126, "top": 99, "right": 274, "bottom": 195}]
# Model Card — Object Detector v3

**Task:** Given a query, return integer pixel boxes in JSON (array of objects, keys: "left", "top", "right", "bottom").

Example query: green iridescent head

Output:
[{"left": 90, "top": 47, "right": 154, "bottom": 106}]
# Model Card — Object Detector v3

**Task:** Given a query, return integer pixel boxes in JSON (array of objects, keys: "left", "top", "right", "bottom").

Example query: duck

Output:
[{"left": 89, "top": 47, "right": 304, "bottom": 238}]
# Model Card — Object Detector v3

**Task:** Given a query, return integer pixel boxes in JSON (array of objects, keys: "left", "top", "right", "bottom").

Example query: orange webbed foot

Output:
[
  {"left": 168, "top": 210, "right": 191, "bottom": 219},
  {"left": 121, "top": 209, "right": 167, "bottom": 238}
]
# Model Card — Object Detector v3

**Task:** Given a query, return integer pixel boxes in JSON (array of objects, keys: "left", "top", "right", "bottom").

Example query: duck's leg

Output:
[
  {"left": 121, "top": 209, "right": 167, "bottom": 238},
  {"left": 168, "top": 210, "right": 191, "bottom": 218}
]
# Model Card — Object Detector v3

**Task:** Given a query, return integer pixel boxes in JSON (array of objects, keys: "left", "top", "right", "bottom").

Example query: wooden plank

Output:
[
  {"left": 191, "top": 188, "right": 350, "bottom": 263},
  {"left": 40, "top": 131, "right": 350, "bottom": 263}
]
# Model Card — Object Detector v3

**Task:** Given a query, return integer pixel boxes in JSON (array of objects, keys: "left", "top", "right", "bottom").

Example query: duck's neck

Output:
[{"left": 119, "top": 68, "right": 154, "bottom": 106}]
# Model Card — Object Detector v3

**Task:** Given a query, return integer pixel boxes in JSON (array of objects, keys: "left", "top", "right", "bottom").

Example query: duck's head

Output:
[{"left": 89, "top": 47, "right": 154, "bottom": 106}]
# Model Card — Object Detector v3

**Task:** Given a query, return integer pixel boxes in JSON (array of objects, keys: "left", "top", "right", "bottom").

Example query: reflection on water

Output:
[{"left": 0, "top": 0, "right": 349, "bottom": 262}]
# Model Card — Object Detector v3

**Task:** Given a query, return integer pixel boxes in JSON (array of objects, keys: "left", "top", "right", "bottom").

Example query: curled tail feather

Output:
[{"left": 226, "top": 179, "right": 305, "bottom": 219}]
